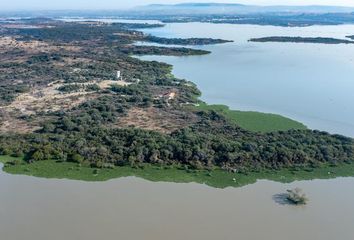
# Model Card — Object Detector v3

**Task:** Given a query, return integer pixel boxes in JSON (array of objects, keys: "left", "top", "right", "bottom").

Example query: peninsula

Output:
[{"left": 0, "top": 18, "right": 353, "bottom": 187}]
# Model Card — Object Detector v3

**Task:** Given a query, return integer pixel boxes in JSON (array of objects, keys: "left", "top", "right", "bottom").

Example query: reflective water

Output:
[
  {"left": 1, "top": 164, "right": 354, "bottom": 240},
  {"left": 138, "top": 23, "right": 354, "bottom": 137},
  {"left": 2, "top": 20, "right": 353, "bottom": 240}
]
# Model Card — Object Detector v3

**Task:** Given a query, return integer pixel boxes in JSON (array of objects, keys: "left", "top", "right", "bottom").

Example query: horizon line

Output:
[{"left": 1, "top": 2, "right": 354, "bottom": 12}]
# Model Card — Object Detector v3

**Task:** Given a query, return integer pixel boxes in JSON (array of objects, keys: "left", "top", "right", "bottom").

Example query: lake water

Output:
[
  {"left": 137, "top": 23, "right": 354, "bottom": 137},
  {"left": 1, "top": 164, "right": 354, "bottom": 240},
  {"left": 2, "top": 19, "right": 354, "bottom": 240}
]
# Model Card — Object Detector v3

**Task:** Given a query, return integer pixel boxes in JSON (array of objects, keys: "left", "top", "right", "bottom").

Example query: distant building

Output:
[{"left": 116, "top": 71, "right": 121, "bottom": 80}]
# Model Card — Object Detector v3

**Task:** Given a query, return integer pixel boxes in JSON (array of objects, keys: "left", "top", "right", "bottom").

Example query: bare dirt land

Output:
[
  {"left": 117, "top": 107, "right": 198, "bottom": 133},
  {"left": 0, "top": 79, "right": 132, "bottom": 133},
  {"left": 0, "top": 37, "right": 82, "bottom": 56}
]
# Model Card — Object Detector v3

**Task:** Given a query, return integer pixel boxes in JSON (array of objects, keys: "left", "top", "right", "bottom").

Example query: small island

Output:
[
  {"left": 286, "top": 188, "right": 308, "bottom": 205},
  {"left": 249, "top": 36, "right": 354, "bottom": 44}
]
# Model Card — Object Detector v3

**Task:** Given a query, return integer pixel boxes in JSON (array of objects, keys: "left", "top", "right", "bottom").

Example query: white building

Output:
[{"left": 116, "top": 71, "right": 121, "bottom": 80}]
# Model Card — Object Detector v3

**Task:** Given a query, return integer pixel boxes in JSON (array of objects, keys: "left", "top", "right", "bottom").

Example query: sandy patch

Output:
[
  {"left": 117, "top": 107, "right": 197, "bottom": 133},
  {"left": 0, "top": 37, "right": 82, "bottom": 55}
]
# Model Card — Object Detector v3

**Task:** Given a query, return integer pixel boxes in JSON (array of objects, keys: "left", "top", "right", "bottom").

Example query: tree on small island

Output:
[{"left": 286, "top": 188, "right": 308, "bottom": 205}]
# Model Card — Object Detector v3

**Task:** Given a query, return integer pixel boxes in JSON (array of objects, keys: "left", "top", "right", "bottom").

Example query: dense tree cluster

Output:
[
  {"left": 1, "top": 111, "right": 353, "bottom": 172},
  {"left": 0, "top": 84, "right": 29, "bottom": 104}
]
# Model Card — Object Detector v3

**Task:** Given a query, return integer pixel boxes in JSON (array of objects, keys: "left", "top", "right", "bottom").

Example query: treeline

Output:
[
  {"left": 121, "top": 45, "right": 210, "bottom": 56},
  {"left": 112, "top": 23, "right": 165, "bottom": 29},
  {"left": 1, "top": 111, "right": 353, "bottom": 172},
  {"left": 10, "top": 22, "right": 134, "bottom": 43}
]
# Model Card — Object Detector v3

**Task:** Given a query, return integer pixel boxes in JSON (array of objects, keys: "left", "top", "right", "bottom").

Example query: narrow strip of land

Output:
[
  {"left": 145, "top": 36, "right": 233, "bottom": 45},
  {"left": 249, "top": 36, "right": 354, "bottom": 44}
]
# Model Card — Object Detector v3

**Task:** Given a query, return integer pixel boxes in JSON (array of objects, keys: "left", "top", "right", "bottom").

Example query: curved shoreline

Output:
[
  {"left": 2, "top": 156, "right": 354, "bottom": 188},
  {"left": 132, "top": 42, "right": 307, "bottom": 133},
  {"left": 1, "top": 20, "right": 353, "bottom": 187},
  {"left": 135, "top": 22, "right": 354, "bottom": 137}
]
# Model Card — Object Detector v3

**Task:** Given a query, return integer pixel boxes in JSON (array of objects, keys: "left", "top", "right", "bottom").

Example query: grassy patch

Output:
[
  {"left": 0, "top": 155, "right": 23, "bottom": 163},
  {"left": 196, "top": 103, "right": 307, "bottom": 133},
  {"left": 1, "top": 156, "right": 354, "bottom": 188}
]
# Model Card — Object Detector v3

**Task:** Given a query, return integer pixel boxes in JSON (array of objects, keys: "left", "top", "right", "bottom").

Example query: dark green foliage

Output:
[
  {"left": 50, "top": 95, "right": 128, "bottom": 133},
  {"left": 0, "top": 84, "right": 30, "bottom": 104},
  {"left": 145, "top": 35, "right": 232, "bottom": 45},
  {"left": 110, "top": 84, "right": 143, "bottom": 95},
  {"left": 85, "top": 84, "right": 101, "bottom": 92},
  {"left": 124, "top": 45, "right": 210, "bottom": 56},
  {"left": 27, "top": 54, "right": 62, "bottom": 64},
  {"left": 1, "top": 112, "right": 353, "bottom": 172},
  {"left": 13, "top": 23, "right": 132, "bottom": 43},
  {"left": 57, "top": 84, "right": 82, "bottom": 93}
]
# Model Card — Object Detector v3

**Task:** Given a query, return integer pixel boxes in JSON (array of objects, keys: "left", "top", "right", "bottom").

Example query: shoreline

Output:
[
  {"left": 134, "top": 43, "right": 308, "bottom": 133},
  {"left": 135, "top": 22, "right": 354, "bottom": 137},
  {"left": 1, "top": 156, "right": 354, "bottom": 188},
  {"left": 0, "top": 20, "right": 353, "bottom": 187}
]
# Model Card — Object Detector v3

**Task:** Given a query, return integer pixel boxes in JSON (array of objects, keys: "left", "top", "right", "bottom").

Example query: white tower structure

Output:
[{"left": 116, "top": 71, "right": 121, "bottom": 80}]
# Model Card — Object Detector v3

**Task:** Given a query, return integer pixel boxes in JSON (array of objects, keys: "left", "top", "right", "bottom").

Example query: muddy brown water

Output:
[{"left": 1, "top": 164, "right": 354, "bottom": 240}]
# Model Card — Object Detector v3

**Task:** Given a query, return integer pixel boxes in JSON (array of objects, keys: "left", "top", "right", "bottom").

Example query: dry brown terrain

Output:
[
  {"left": 0, "top": 80, "right": 130, "bottom": 134},
  {"left": 0, "top": 22, "right": 197, "bottom": 135},
  {"left": 0, "top": 37, "right": 82, "bottom": 56},
  {"left": 117, "top": 106, "right": 198, "bottom": 133}
]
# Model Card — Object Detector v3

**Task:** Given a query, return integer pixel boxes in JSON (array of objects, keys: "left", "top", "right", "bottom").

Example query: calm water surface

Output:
[
  {"left": 138, "top": 23, "right": 354, "bottom": 137},
  {"left": 1, "top": 164, "right": 354, "bottom": 240}
]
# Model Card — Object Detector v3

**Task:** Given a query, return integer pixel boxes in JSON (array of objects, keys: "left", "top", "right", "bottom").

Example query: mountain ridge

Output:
[{"left": 135, "top": 2, "right": 354, "bottom": 14}]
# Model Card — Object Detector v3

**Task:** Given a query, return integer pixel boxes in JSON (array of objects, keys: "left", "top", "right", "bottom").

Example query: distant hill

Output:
[{"left": 134, "top": 3, "right": 354, "bottom": 15}]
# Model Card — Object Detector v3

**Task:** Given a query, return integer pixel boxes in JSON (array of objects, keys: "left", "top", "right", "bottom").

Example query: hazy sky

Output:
[{"left": 2, "top": 0, "right": 354, "bottom": 10}]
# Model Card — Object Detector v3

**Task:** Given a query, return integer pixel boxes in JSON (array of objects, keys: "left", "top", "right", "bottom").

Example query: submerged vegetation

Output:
[
  {"left": 195, "top": 103, "right": 307, "bottom": 133},
  {"left": 0, "top": 18, "right": 353, "bottom": 186},
  {"left": 1, "top": 156, "right": 354, "bottom": 188},
  {"left": 286, "top": 188, "right": 308, "bottom": 205}
]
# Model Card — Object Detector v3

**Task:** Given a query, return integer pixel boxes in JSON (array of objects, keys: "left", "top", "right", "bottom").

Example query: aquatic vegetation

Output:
[{"left": 286, "top": 188, "right": 308, "bottom": 205}]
